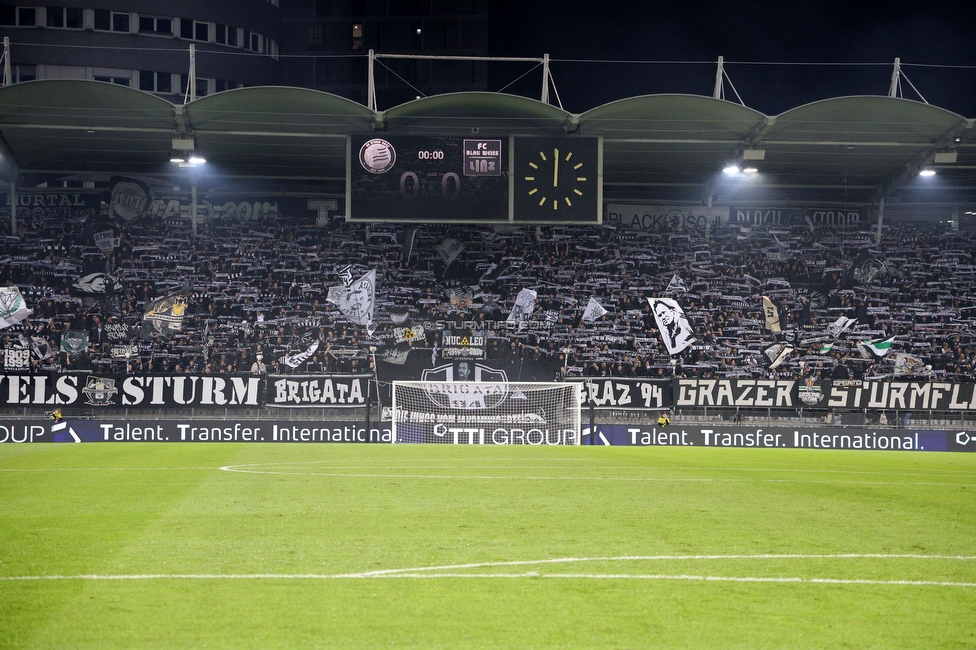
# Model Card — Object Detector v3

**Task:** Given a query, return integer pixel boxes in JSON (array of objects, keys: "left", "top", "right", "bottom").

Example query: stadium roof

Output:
[{"left": 0, "top": 79, "right": 973, "bottom": 208}]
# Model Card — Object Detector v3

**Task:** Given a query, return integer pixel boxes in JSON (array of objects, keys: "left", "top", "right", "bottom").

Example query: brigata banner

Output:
[
  {"left": 0, "top": 419, "right": 390, "bottom": 443},
  {"left": 265, "top": 374, "right": 371, "bottom": 408},
  {"left": 586, "top": 424, "right": 974, "bottom": 452},
  {"left": 571, "top": 378, "right": 672, "bottom": 410}
]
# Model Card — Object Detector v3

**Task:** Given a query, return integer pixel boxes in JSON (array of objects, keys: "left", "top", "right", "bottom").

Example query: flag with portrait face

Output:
[{"left": 648, "top": 297, "right": 696, "bottom": 355}]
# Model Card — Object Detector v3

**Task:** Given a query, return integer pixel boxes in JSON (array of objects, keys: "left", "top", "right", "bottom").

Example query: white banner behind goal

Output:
[{"left": 391, "top": 381, "right": 582, "bottom": 445}]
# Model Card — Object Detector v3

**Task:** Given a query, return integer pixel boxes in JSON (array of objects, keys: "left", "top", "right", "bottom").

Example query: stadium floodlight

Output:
[
  {"left": 188, "top": 154, "right": 206, "bottom": 164},
  {"left": 722, "top": 163, "right": 741, "bottom": 175},
  {"left": 919, "top": 168, "right": 936, "bottom": 177},
  {"left": 391, "top": 381, "right": 582, "bottom": 445},
  {"left": 742, "top": 166, "right": 759, "bottom": 174}
]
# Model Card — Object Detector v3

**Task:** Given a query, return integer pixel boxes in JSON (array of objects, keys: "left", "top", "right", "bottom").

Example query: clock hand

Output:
[{"left": 553, "top": 148, "right": 559, "bottom": 187}]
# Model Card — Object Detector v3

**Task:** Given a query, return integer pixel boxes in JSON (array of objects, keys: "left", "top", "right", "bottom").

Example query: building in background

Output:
[
  {"left": 0, "top": 0, "right": 281, "bottom": 99},
  {"left": 278, "top": 0, "right": 489, "bottom": 107},
  {"left": 0, "top": 1, "right": 489, "bottom": 106}
]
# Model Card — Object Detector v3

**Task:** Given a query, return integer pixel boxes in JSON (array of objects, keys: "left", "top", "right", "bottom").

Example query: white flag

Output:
[
  {"left": 0, "top": 286, "right": 33, "bottom": 329},
  {"left": 665, "top": 274, "right": 687, "bottom": 293},
  {"left": 327, "top": 269, "right": 376, "bottom": 326},
  {"left": 892, "top": 353, "right": 925, "bottom": 376},
  {"left": 762, "top": 296, "right": 782, "bottom": 333},
  {"left": 279, "top": 340, "right": 320, "bottom": 369},
  {"left": 648, "top": 297, "right": 696, "bottom": 355},
  {"left": 507, "top": 288, "right": 538, "bottom": 325},
  {"left": 581, "top": 297, "right": 608, "bottom": 323},
  {"left": 826, "top": 316, "right": 857, "bottom": 338},
  {"left": 764, "top": 343, "right": 794, "bottom": 369},
  {"left": 434, "top": 238, "right": 464, "bottom": 268}
]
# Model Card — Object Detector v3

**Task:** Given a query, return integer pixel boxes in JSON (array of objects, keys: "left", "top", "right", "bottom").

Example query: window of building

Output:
[
  {"left": 139, "top": 16, "right": 173, "bottom": 35},
  {"left": 94, "top": 10, "right": 130, "bottom": 32},
  {"left": 309, "top": 24, "right": 324, "bottom": 50},
  {"left": 215, "top": 23, "right": 227, "bottom": 45},
  {"left": 93, "top": 75, "right": 131, "bottom": 86},
  {"left": 0, "top": 6, "right": 14, "bottom": 26},
  {"left": 112, "top": 12, "right": 130, "bottom": 33},
  {"left": 45, "top": 6, "right": 81, "bottom": 28},
  {"left": 139, "top": 71, "right": 173, "bottom": 94},
  {"left": 16, "top": 65, "right": 36, "bottom": 82},
  {"left": 179, "top": 18, "right": 210, "bottom": 41},
  {"left": 18, "top": 7, "right": 37, "bottom": 26},
  {"left": 196, "top": 78, "right": 209, "bottom": 98},
  {"left": 353, "top": 23, "right": 363, "bottom": 50}
]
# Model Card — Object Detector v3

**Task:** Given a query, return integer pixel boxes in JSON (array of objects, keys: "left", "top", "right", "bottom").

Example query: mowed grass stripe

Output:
[{"left": 0, "top": 443, "right": 973, "bottom": 648}]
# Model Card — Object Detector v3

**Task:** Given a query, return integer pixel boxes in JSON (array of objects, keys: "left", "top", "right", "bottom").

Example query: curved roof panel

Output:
[
  {"left": 381, "top": 92, "right": 573, "bottom": 134},
  {"left": 0, "top": 80, "right": 175, "bottom": 174},
  {"left": 580, "top": 94, "right": 766, "bottom": 141}
]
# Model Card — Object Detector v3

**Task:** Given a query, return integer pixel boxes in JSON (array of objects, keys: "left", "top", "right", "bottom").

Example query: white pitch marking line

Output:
[
  {"left": 217, "top": 465, "right": 974, "bottom": 487},
  {"left": 3, "top": 554, "right": 974, "bottom": 586}
]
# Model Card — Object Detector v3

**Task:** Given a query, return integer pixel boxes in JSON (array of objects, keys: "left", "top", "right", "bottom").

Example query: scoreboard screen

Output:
[
  {"left": 346, "top": 135, "right": 601, "bottom": 224},
  {"left": 347, "top": 135, "right": 509, "bottom": 223}
]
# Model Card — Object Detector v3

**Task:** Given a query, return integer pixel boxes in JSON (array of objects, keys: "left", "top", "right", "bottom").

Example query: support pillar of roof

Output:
[
  {"left": 875, "top": 198, "right": 884, "bottom": 245},
  {"left": 9, "top": 167, "right": 17, "bottom": 236}
]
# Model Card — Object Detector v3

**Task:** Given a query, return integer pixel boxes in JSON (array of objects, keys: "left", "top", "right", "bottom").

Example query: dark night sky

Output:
[{"left": 487, "top": 1, "right": 976, "bottom": 116}]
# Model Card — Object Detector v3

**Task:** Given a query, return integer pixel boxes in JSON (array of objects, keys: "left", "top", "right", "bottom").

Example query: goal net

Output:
[{"left": 391, "top": 381, "right": 582, "bottom": 445}]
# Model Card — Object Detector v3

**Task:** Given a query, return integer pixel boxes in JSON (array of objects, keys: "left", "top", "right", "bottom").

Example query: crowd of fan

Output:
[{"left": 1, "top": 208, "right": 975, "bottom": 383}]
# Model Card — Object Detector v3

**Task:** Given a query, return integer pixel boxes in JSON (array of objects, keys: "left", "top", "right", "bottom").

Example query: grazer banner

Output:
[
  {"left": 265, "top": 374, "right": 371, "bottom": 408},
  {"left": 585, "top": 424, "right": 971, "bottom": 452},
  {"left": 0, "top": 374, "right": 263, "bottom": 409},
  {"left": 0, "top": 419, "right": 390, "bottom": 443},
  {"left": 674, "top": 379, "right": 804, "bottom": 408},
  {"left": 571, "top": 378, "right": 672, "bottom": 410}
]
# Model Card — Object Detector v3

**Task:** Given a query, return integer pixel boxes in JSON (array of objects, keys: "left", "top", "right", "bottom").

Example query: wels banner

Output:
[
  {"left": 0, "top": 374, "right": 262, "bottom": 408},
  {"left": 605, "top": 204, "right": 729, "bottom": 234}
]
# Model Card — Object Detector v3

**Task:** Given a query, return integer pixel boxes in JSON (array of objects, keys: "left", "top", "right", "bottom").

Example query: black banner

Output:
[
  {"left": 265, "top": 374, "right": 372, "bottom": 408},
  {"left": 571, "top": 378, "right": 672, "bottom": 410},
  {"left": 0, "top": 374, "right": 262, "bottom": 409}
]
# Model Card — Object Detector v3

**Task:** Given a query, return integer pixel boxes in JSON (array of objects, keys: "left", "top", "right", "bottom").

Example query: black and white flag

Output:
[
  {"left": 764, "top": 343, "right": 794, "bottom": 369},
  {"left": 327, "top": 269, "right": 376, "bottom": 326},
  {"left": 665, "top": 274, "right": 687, "bottom": 293},
  {"left": 0, "top": 286, "right": 32, "bottom": 329},
  {"left": 648, "top": 297, "right": 696, "bottom": 355},
  {"left": 279, "top": 340, "right": 320, "bottom": 369},
  {"left": 141, "top": 291, "right": 189, "bottom": 340},
  {"left": 507, "top": 288, "right": 538, "bottom": 326},
  {"left": 762, "top": 296, "right": 782, "bottom": 333},
  {"left": 394, "top": 229, "right": 417, "bottom": 264},
  {"left": 581, "top": 297, "right": 608, "bottom": 323},
  {"left": 434, "top": 238, "right": 464, "bottom": 268}
]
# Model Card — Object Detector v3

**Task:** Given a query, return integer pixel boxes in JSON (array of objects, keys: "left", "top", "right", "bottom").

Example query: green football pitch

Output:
[{"left": 0, "top": 443, "right": 973, "bottom": 649}]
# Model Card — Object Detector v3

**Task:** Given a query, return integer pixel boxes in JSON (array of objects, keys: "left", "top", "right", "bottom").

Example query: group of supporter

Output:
[{"left": 0, "top": 209, "right": 974, "bottom": 384}]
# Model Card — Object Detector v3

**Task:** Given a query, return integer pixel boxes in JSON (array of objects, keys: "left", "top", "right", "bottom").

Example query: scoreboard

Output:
[{"left": 346, "top": 135, "right": 601, "bottom": 224}]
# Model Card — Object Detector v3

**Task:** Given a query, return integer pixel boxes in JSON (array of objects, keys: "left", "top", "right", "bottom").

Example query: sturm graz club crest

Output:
[
  {"left": 82, "top": 377, "right": 118, "bottom": 406},
  {"left": 421, "top": 362, "right": 508, "bottom": 409}
]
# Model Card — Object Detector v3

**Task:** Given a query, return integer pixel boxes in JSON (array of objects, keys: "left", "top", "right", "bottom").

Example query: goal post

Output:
[{"left": 391, "top": 381, "right": 582, "bottom": 445}]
